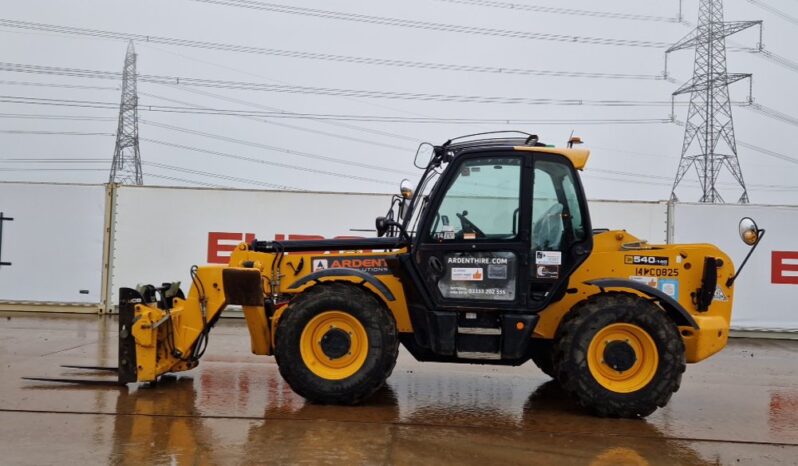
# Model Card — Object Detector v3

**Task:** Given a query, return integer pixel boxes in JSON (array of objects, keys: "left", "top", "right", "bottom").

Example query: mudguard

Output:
[
  {"left": 287, "top": 267, "right": 396, "bottom": 302},
  {"left": 585, "top": 278, "right": 699, "bottom": 329}
]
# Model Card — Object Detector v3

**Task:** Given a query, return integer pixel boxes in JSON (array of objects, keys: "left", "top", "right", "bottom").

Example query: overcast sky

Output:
[{"left": 1, "top": 0, "right": 796, "bottom": 204}]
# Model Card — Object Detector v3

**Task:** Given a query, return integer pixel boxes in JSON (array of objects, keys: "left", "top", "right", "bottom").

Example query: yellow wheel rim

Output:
[
  {"left": 300, "top": 310, "right": 369, "bottom": 380},
  {"left": 587, "top": 323, "right": 659, "bottom": 394}
]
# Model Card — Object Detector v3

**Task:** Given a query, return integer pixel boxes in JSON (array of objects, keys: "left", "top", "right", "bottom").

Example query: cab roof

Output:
[{"left": 441, "top": 134, "right": 590, "bottom": 170}]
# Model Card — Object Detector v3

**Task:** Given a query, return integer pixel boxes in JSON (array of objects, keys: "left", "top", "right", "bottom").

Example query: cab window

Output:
[
  {"left": 532, "top": 160, "right": 585, "bottom": 251},
  {"left": 429, "top": 157, "right": 521, "bottom": 241}
]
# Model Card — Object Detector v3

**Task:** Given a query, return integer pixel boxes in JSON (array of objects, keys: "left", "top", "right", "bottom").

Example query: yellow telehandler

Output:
[{"left": 29, "top": 132, "right": 764, "bottom": 417}]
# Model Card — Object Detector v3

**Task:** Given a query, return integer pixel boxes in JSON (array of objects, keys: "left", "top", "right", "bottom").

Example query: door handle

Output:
[{"left": 428, "top": 256, "right": 444, "bottom": 276}]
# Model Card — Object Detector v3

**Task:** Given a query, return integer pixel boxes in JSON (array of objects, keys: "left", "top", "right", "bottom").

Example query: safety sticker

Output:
[
  {"left": 537, "top": 265, "right": 559, "bottom": 279},
  {"left": 629, "top": 275, "right": 658, "bottom": 288},
  {"left": 535, "top": 251, "right": 562, "bottom": 266},
  {"left": 625, "top": 255, "right": 669, "bottom": 266},
  {"left": 443, "top": 231, "right": 455, "bottom": 240},
  {"left": 463, "top": 232, "right": 476, "bottom": 240},
  {"left": 452, "top": 267, "right": 484, "bottom": 281},
  {"left": 658, "top": 279, "right": 679, "bottom": 300},
  {"left": 713, "top": 287, "right": 728, "bottom": 302},
  {"left": 488, "top": 264, "right": 508, "bottom": 280},
  {"left": 313, "top": 259, "right": 328, "bottom": 272}
]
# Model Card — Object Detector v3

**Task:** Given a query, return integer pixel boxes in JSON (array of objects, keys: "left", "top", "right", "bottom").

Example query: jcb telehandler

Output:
[{"left": 31, "top": 132, "right": 764, "bottom": 418}]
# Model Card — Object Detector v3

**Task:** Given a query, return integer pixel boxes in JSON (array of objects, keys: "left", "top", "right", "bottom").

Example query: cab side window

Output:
[
  {"left": 532, "top": 160, "right": 585, "bottom": 251},
  {"left": 429, "top": 158, "right": 521, "bottom": 241}
]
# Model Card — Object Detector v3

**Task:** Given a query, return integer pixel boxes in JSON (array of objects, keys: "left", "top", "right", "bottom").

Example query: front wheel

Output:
[
  {"left": 275, "top": 283, "right": 398, "bottom": 405},
  {"left": 554, "top": 292, "right": 686, "bottom": 418},
  {"left": 529, "top": 339, "right": 555, "bottom": 378}
]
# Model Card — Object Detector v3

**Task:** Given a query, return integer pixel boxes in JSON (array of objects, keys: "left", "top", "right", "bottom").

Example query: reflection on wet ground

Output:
[{"left": 1, "top": 313, "right": 796, "bottom": 465}]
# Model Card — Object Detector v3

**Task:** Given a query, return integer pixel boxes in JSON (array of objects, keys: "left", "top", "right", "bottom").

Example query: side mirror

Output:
[
  {"left": 414, "top": 143, "right": 435, "bottom": 169},
  {"left": 727, "top": 217, "right": 766, "bottom": 287},
  {"left": 738, "top": 217, "right": 760, "bottom": 246},
  {"left": 375, "top": 216, "right": 389, "bottom": 237}
]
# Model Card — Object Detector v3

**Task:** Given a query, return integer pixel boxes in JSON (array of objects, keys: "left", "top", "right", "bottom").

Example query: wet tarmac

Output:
[{"left": 0, "top": 312, "right": 796, "bottom": 465}]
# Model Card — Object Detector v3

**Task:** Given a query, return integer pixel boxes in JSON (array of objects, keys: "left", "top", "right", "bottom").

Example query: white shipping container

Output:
[
  {"left": 588, "top": 200, "right": 668, "bottom": 244},
  {"left": 0, "top": 182, "right": 106, "bottom": 305},
  {"left": 109, "top": 186, "right": 391, "bottom": 308},
  {"left": 672, "top": 203, "right": 798, "bottom": 332},
  {"left": 108, "top": 185, "right": 669, "bottom": 310}
]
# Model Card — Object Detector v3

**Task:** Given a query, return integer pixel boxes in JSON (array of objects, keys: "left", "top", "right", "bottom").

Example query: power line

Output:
[
  {"left": 0, "top": 62, "right": 680, "bottom": 106},
  {"left": 431, "top": 0, "right": 681, "bottom": 23},
  {"left": 141, "top": 110, "right": 672, "bottom": 125},
  {"left": 669, "top": 119, "right": 798, "bottom": 166},
  {"left": 0, "top": 95, "right": 118, "bottom": 110},
  {"left": 0, "top": 129, "right": 114, "bottom": 136},
  {"left": 756, "top": 48, "right": 798, "bottom": 74},
  {"left": 142, "top": 160, "right": 297, "bottom": 190},
  {"left": 0, "top": 158, "right": 108, "bottom": 163},
  {"left": 0, "top": 94, "right": 681, "bottom": 123},
  {"left": 141, "top": 137, "right": 398, "bottom": 186},
  {"left": 0, "top": 157, "right": 242, "bottom": 188},
  {"left": 138, "top": 43, "right": 427, "bottom": 148},
  {"left": 140, "top": 119, "right": 414, "bottom": 175},
  {"left": 0, "top": 113, "right": 115, "bottom": 121},
  {"left": 746, "top": 0, "right": 798, "bottom": 26},
  {"left": 747, "top": 103, "right": 798, "bottom": 128},
  {"left": 144, "top": 172, "right": 227, "bottom": 188},
  {"left": 737, "top": 140, "right": 798, "bottom": 165},
  {"left": 187, "top": 1, "right": 672, "bottom": 48},
  {"left": 0, "top": 163, "right": 242, "bottom": 189},
  {"left": 0, "top": 167, "right": 108, "bottom": 172},
  {"left": 4, "top": 157, "right": 794, "bottom": 192},
  {"left": 0, "top": 79, "right": 118, "bottom": 91},
  {"left": 0, "top": 18, "right": 670, "bottom": 78},
  {"left": 586, "top": 171, "right": 798, "bottom": 192},
  {"left": 144, "top": 87, "right": 416, "bottom": 145}
]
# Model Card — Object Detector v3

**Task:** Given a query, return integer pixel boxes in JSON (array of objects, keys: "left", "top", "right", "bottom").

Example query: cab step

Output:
[
  {"left": 456, "top": 351, "right": 502, "bottom": 360},
  {"left": 457, "top": 327, "right": 501, "bottom": 335}
]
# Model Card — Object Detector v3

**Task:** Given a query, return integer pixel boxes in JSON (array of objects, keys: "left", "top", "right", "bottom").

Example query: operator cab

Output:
[{"left": 390, "top": 132, "right": 592, "bottom": 318}]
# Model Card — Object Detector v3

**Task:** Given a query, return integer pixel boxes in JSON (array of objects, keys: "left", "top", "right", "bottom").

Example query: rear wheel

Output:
[
  {"left": 275, "top": 283, "right": 398, "bottom": 405},
  {"left": 554, "top": 292, "right": 685, "bottom": 418}
]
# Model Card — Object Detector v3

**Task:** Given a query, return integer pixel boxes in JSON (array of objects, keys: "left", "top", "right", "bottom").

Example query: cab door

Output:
[
  {"left": 528, "top": 154, "right": 592, "bottom": 307},
  {"left": 413, "top": 152, "right": 531, "bottom": 309}
]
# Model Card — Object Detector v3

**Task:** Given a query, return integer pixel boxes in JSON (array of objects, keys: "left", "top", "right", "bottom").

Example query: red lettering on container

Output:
[
  {"left": 207, "top": 232, "right": 255, "bottom": 264},
  {"left": 771, "top": 251, "right": 798, "bottom": 285}
]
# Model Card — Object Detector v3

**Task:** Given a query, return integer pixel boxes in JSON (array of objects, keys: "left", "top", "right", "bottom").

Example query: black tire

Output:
[
  {"left": 553, "top": 292, "right": 686, "bottom": 418},
  {"left": 275, "top": 283, "right": 399, "bottom": 405},
  {"left": 529, "top": 339, "right": 555, "bottom": 378}
]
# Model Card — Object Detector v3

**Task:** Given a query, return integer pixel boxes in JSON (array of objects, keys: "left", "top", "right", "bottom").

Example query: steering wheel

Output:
[
  {"left": 533, "top": 204, "right": 564, "bottom": 250},
  {"left": 456, "top": 211, "right": 486, "bottom": 238}
]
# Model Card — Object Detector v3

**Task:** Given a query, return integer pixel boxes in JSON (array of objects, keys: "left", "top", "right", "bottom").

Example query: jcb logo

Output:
[{"left": 625, "top": 255, "right": 669, "bottom": 267}]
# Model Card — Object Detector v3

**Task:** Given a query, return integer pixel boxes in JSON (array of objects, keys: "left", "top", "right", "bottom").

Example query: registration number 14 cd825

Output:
[{"left": 634, "top": 267, "right": 680, "bottom": 277}]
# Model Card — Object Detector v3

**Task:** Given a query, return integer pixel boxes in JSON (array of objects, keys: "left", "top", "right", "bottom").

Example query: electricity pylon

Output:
[
  {"left": 109, "top": 41, "right": 143, "bottom": 185},
  {"left": 666, "top": 0, "right": 761, "bottom": 203}
]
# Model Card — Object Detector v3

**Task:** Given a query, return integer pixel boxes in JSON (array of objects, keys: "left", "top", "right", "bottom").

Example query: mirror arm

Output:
[
  {"left": 389, "top": 219, "right": 412, "bottom": 244},
  {"left": 726, "top": 229, "right": 766, "bottom": 287}
]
